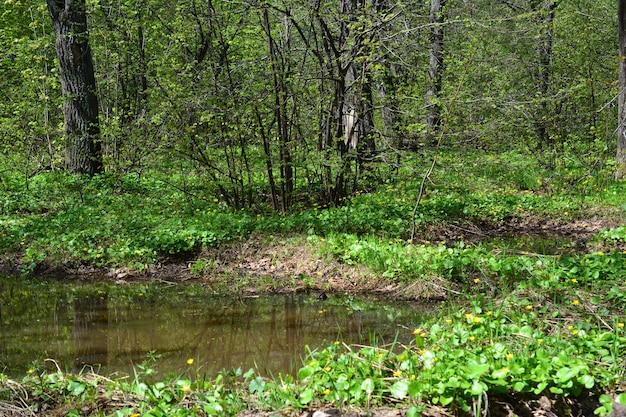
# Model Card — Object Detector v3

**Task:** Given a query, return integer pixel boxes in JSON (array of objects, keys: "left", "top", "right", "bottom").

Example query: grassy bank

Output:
[
  {"left": 1, "top": 148, "right": 626, "bottom": 415},
  {"left": 2, "top": 292, "right": 625, "bottom": 416},
  {"left": 0, "top": 148, "right": 623, "bottom": 278}
]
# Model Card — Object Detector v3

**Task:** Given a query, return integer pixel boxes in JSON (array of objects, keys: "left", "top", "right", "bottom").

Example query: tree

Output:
[
  {"left": 425, "top": 0, "right": 446, "bottom": 144},
  {"left": 617, "top": 0, "right": 626, "bottom": 179},
  {"left": 529, "top": 0, "right": 558, "bottom": 151},
  {"left": 47, "top": 0, "right": 103, "bottom": 175}
]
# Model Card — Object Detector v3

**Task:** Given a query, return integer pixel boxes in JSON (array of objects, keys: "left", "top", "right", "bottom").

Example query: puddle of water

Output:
[{"left": 0, "top": 278, "right": 434, "bottom": 377}]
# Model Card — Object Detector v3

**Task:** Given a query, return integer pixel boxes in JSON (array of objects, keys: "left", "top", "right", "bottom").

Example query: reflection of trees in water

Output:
[
  {"left": 4, "top": 282, "right": 421, "bottom": 377},
  {"left": 73, "top": 292, "right": 108, "bottom": 372}
]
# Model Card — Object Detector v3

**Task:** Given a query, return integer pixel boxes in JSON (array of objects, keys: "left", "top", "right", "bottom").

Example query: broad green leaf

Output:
[
  {"left": 556, "top": 367, "right": 578, "bottom": 383},
  {"left": 408, "top": 381, "right": 422, "bottom": 397},
  {"left": 578, "top": 374, "right": 594, "bottom": 389},
  {"left": 298, "top": 366, "right": 314, "bottom": 380},
  {"left": 361, "top": 378, "right": 374, "bottom": 395},
  {"left": 469, "top": 380, "right": 485, "bottom": 396},
  {"left": 440, "top": 395, "right": 455, "bottom": 406},
  {"left": 466, "top": 361, "right": 490, "bottom": 379},
  {"left": 299, "top": 388, "right": 314, "bottom": 404},
  {"left": 248, "top": 377, "right": 265, "bottom": 394},
  {"left": 390, "top": 381, "right": 408, "bottom": 399}
]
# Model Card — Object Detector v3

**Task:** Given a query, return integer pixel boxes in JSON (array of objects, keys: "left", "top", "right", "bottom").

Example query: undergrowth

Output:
[{"left": 0, "top": 147, "right": 623, "bottom": 274}]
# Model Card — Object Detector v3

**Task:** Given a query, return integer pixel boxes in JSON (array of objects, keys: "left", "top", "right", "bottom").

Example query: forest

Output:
[
  {"left": 0, "top": 0, "right": 619, "bottom": 201},
  {"left": 2, "top": 0, "right": 626, "bottom": 416}
]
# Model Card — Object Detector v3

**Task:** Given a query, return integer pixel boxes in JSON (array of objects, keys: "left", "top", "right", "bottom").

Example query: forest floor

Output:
[
  {"left": 2, "top": 210, "right": 625, "bottom": 417},
  {"left": 7, "top": 212, "right": 619, "bottom": 299}
]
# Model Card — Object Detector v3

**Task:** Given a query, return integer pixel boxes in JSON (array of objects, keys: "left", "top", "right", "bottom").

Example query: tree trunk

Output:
[
  {"left": 530, "top": 0, "right": 557, "bottom": 151},
  {"left": 425, "top": 0, "right": 446, "bottom": 144},
  {"left": 47, "top": 0, "right": 103, "bottom": 175},
  {"left": 617, "top": 0, "right": 626, "bottom": 179}
]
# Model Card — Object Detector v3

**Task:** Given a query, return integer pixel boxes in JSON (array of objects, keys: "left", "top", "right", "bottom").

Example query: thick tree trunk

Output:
[
  {"left": 617, "top": 0, "right": 626, "bottom": 179},
  {"left": 425, "top": 0, "right": 446, "bottom": 144},
  {"left": 47, "top": 0, "right": 103, "bottom": 175}
]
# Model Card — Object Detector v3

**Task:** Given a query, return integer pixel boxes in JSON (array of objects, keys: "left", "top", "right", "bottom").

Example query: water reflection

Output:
[{"left": 0, "top": 280, "right": 433, "bottom": 377}]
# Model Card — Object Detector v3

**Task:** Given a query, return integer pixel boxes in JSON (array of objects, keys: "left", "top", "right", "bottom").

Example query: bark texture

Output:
[{"left": 47, "top": 0, "right": 103, "bottom": 175}]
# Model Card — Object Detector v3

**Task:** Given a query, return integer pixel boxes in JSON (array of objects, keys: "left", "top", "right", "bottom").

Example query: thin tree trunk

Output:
[
  {"left": 47, "top": 0, "right": 103, "bottom": 175},
  {"left": 425, "top": 0, "right": 445, "bottom": 145},
  {"left": 617, "top": 0, "right": 626, "bottom": 178},
  {"left": 531, "top": 0, "right": 557, "bottom": 151}
]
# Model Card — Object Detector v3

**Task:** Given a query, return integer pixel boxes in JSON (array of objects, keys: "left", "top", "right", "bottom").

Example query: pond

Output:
[{"left": 0, "top": 277, "right": 435, "bottom": 378}]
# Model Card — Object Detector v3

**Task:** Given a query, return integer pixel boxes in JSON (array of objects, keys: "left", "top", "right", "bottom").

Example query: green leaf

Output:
[
  {"left": 440, "top": 395, "right": 454, "bottom": 406},
  {"left": 469, "top": 380, "right": 485, "bottom": 396},
  {"left": 616, "top": 393, "right": 626, "bottom": 405},
  {"left": 556, "top": 367, "right": 578, "bottom": 383},
  {"left": 390, "top": 381, "right": 408, "bottom": 399},
  {"left": 175, "top": 379, "right": 191, "bottom": 388},
  {"left": 67, "top": 380, "right": 86, "bottom": 396},
  {"left": 578, "top": 374, "right": 594, "bottom": 389},
  {"left": 299, "top": 388, "right": 314, "bottom": 404},
  {"left": 533, "top": 381, "right": 548, "bottom": 395},
  {"left": 408, "top": 380, "right": 422, "bottom": 398},
  {"left": 513, "top": 381, "right": 527, "bottom": 392},
  {"left": 466, "top": 361, "right": 490, "bottom": 379},
  {"left": 406, "top": 406, "right": 421, "bottom": 417},
  {"left": 361, "top": 378, "right": 374, "bottom": 395},
  {"left": 298, "top": 366, "right": 314, "bottom": 380},
  {"left": 248, "top": 377, "right": 265, "bottom": 394}
]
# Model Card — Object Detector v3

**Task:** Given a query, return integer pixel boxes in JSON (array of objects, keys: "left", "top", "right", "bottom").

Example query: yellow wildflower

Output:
[
  {"left": 186, "top": 358, "right": 194, "bottom": 365},
  {"left": 413, "top": 328, "right": 426, "bottom": 336}
]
